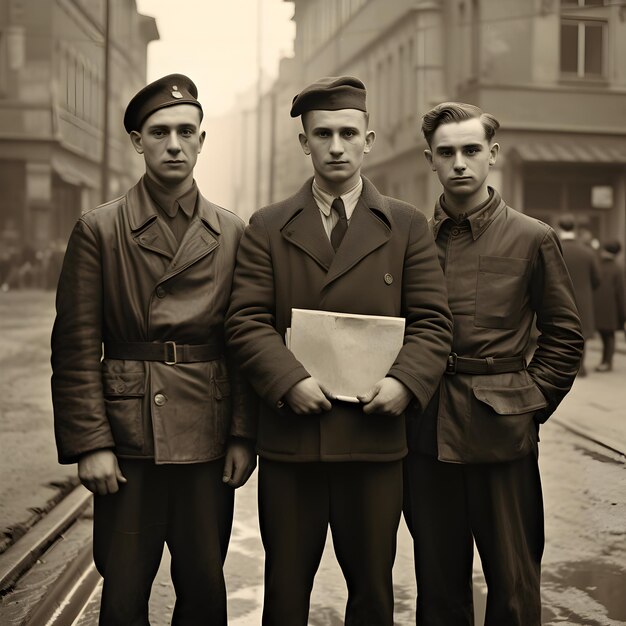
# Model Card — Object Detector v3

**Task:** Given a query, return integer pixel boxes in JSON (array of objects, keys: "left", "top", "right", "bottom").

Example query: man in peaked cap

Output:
[
  {"left": 52, "top": 74, "right": 256, "bottom": 624},
  {"left": 226, "top": 76, "right": 453, "bottom": 625}
]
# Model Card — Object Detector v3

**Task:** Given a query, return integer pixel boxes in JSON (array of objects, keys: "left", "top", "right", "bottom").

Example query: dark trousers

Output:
[
  {"left": 259, "top": 458, "right": 403, "bottom": 626},
  {"left": 403, "top": 452, "right": 544, "bottom": 626},
  {"left": 93, "top": 458, "right": 234, "bottom": 626},
  {"left": 599, "top": 329, "right": 616, "bottom": 366}
]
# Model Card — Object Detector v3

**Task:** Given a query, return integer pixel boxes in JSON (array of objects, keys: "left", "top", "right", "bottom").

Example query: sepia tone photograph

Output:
[{"left": 0, "top": 0, "right": 625, "bottom": 624}]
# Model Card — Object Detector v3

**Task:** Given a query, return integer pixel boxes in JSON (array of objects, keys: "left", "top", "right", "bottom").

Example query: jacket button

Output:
[
  {"left": 115, "top": 383, "right": 126, "bottom": 394},
  {"left": 155, "top": 286, "right": 166, "bottom": 298},
  {"left": 384, "top": 273, "right": 393, "bottom": 285},
  {"left": 154, "top": 393, "right": 167, "bottom": 406},
  {"left": 451, "top": 228, "right": 460, "bottom": 236}
]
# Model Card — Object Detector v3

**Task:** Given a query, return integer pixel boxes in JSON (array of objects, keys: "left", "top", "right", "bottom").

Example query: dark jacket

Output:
[
  {"left": 52, "top": 178, "right": 256, "bottom": 465},
  {"left": 561, "top": 238, "right": 601, "bottom": 338},
  {"left": 594, "top": 253, "right": 626, "bottom": 331},
  {"left": 409, "top": 190, "right": 583, "bottom": 464},
  {"left": 226, "top": 177, "right": 453, "bottom": 462}
]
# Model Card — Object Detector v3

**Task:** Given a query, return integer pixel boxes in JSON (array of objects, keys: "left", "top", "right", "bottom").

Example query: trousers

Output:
[
  {"left": 403, "top": 451, "right": 544, "bottom": 626},
  {"left": 259, "top": 458, "right": 403, "bottom": 626},
  {"left": 93, "top": 458, "right": 233, "bottom": 626}
]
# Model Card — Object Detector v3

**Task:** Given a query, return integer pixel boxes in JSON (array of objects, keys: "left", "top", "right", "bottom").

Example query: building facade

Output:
[
  {"left": 0, "top": 0, "right": 157, "bottom": 271},
  {"left": 244, "top": 0, "right": 625, "bottom": 257}
]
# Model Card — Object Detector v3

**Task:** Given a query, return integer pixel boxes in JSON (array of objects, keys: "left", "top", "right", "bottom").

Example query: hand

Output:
[
  {"left": 358, "top": 377, "right": 413, "bottom": 416},
  {"left": 222, "top": 439, "right": 257, "bottom": 488},
  {"left": 284, "top": 377, "right": 332, "bottom": 415},
  {"left": 78, "top": 449, "right": 126, "bottom": 495}
]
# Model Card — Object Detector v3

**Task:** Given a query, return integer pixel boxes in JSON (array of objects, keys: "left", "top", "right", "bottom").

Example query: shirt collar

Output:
[
  {"left": 312, "top": 177, "right": 363, "bottom": 219},
  {"left": 432, "top": 187, "right": 503, "bottom": 240},
  {"left": 143, "top": 175, "right": 198, "bottom": 219}
]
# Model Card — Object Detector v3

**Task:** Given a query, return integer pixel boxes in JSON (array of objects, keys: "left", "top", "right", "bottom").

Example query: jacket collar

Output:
[
  {"left": 431, "top": 187, "right": 505, "bottom": 241},
  {"left": 126, "top": 178, "right": 222, "bottom": 275},
  {"left": 280, "top": 176, "right": 392, "bottom": 285}
]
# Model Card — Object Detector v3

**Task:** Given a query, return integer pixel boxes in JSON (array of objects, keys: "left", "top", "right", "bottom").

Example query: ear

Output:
[
  {"left": 130, "top": 130, "right": 143, "bottom": 154},
  {"left": 363, "top": 130, "right": 376, "bottom": 154},
  {"left": 298, "top": 133, "right": 310, "bottom": 156},
  {"left": 489, "top": 142, "right": 500, "bottom": 166},
  {"left": 424, "top": 149, "right": 435, "bottom": 171},
  {"left": 197, "top": 130, "right": 206, "bottom": 154}
]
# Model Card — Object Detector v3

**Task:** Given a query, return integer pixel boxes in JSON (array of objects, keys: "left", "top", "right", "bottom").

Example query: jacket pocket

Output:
[
  {"left": 475, "top": 256, "right": 529, "bottom": 329},
  {"left": 469, "top": 383, "right": 548, "bottom": 462},
  {"left": 473, "top": 383, "right": 548, "bottom": 415},
  {"left": 102, "top": 370, "right": 145, "bottom": 451}
]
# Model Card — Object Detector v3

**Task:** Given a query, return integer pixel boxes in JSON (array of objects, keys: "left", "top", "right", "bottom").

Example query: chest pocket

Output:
[{"left": 475, "top": 255, "right": 529, "bottom": 329}]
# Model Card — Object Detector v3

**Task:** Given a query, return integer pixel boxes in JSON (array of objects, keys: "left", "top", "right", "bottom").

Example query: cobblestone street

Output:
[{"left": 1, "top": 290, "right": 625, "bottom": 625}]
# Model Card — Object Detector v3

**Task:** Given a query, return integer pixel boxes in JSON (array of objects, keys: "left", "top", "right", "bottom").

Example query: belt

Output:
[
  {"left": 104, "top": 341, "right": 223, "bottom": 365},
  {"left": 445, "top": 353, "right": 526, "bottom": 375}
]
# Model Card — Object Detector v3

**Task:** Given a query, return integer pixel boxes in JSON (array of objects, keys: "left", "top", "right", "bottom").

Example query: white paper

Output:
[{"left": 288, "top": 309, "right": 405, "bottom": 401}]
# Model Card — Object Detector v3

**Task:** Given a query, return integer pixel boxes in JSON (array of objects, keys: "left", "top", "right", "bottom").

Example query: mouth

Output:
[
  {"left": 451, "top": 176, "right": 471, "bottom": 181},
  {"left": 327, "top": 161, "right": 348, "bottom": 166},
  {"left": 164, "top": 160, "right": 185, "bottom": 165}
]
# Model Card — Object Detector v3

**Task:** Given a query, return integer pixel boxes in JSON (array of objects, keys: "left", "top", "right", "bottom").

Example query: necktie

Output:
[{"left": 330, "top": 197, "right": 348, "bottom": 251}]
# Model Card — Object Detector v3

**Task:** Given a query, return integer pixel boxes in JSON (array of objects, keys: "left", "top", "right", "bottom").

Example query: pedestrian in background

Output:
[
  {"left": 404, "top": 102, "right": 583, "bottom": 626},
  {"left": 594, "top": 240, "right": 626, "bottom": 372},
  {"left": 558, "top": 214, "right": 600, "bottom": 376},
  {"left": 227, "top": 76, "right": 453, "bottom": 626},
  {"left": 51, "top": 74, "right": 256, "bottom": 625}
]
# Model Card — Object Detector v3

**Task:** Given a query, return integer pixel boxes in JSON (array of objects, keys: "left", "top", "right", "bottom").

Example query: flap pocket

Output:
[
  {"left": 214, "top": 377, "right": 231, "bottom": 400},
  {"left": 479, "top": 255, "right": 528, "bottom": 276},
  {"left": 473, "top": 383, "right": 548, "bottom": 415},
  {"left": 102, "top": 371, "right": 145, "bottom": 397}
]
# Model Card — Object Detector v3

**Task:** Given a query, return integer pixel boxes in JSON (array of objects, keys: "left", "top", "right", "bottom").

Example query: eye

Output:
[
  {"left": 342, "top": 129, "right": 355, "bottom": 138},
  {"left": 180, "top": 128, "right": 194, "bottom": 138},
  {"left": 152, "top": 129, "right": 166, "bottom": 138},
  {"left": 316, "top": 130, "right": 330, "bottom": 138},
  {"left": 465, "top": 147, "right": 480, "bottom": 155}
]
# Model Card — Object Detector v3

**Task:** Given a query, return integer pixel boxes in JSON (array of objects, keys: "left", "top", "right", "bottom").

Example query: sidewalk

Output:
[{"left": 549, "top": 335, "right": 626, "bottom": 456}]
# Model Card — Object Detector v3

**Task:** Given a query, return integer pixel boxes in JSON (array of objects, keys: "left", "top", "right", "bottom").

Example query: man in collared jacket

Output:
[
  {"left": 51, "top": 74, "right": 256, "bottom": 625},
  {"left": 226, "top": 77, "right": 453, "bottom": 625},
  {"left": 404, "top": 102, "right": 583, "bottom": 626}
]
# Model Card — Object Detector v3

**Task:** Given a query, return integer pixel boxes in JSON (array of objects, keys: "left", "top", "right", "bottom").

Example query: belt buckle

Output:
[
  {"left": 164, "top": 341, "right": 177, "bottom": 366},
  {"left": 445, "top": 352, "right": 457, "bottom": 375}
]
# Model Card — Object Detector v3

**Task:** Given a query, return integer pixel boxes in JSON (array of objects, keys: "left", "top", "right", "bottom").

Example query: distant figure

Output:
[
  {"left": 558, "top": 215, "right": 600, "bottom": 376},
  {"left": 594, "top": 241, "right": 626, "bottom": 372}
]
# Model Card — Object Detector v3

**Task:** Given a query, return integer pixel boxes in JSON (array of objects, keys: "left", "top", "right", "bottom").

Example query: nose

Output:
[
  {"left": 166, "top": 130, "right": 181, "bottom": 155},
  {"left": 329, "top": 133, "right": 343, "bottom": 157},
  {"left": 453, "top": 151, "right": 466, "bottom": 173}
]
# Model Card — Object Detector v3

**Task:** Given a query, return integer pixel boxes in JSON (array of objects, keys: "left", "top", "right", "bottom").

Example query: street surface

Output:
[{"left": 0, "top": 290, "right": 625, "bottom": 625}]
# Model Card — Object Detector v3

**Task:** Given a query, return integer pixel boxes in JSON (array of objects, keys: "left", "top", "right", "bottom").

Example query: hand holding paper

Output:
[
  {"left": 285, "top": 377, "right": 332, "bottom": 414},
  {"left": 359, "top": 377, "right": 413, "bottom": 416}
]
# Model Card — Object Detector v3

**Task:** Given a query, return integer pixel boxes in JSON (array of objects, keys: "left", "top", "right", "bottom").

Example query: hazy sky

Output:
[{"left": 135, "top": 0, "right": 295, "bottom": 117}]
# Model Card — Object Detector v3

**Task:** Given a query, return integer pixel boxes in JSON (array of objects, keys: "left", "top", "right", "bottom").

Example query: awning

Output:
[{"left": 512, "top": 139, "right": 626, "bottom": 164}]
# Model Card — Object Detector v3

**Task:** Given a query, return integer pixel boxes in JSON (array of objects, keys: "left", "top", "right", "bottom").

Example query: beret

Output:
[
  {"left": 290, "top": 76, "right": 367, "bottom": 118},
  {"left": 124, "top": 73, "right": 203, "bottom": 133}
]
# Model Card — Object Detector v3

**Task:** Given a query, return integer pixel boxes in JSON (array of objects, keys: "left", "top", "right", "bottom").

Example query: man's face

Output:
[
  {"left": 130, "top": 104, "right": 205, "bottom": 187},
  {"left": 425, "top": 117, "right": 498, "bottom": 204},
  {"left": 299, "top": 109, "right": 375, "bottom": 193}
]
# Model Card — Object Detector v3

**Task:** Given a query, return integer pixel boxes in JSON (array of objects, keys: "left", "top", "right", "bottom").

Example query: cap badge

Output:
[{"left": 171, "top": 85, "right": 183, "bottom": 99}]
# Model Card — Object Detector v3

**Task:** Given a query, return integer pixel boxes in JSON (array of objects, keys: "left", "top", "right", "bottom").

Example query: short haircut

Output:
[
  {"left": 421, "top": 102, "right": 500, "bottom": 147},
  {"left": 557, "top": 214, "right": 576, "bottom": 232},
  {"left": 301, "top": 110, "right": 370, "bottom": 133}
]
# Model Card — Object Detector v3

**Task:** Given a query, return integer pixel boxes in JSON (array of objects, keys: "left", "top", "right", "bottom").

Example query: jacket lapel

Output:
[
  {"left": 281, "top": 180, "right": 334, "bottom": 270},
  {"left": 127, "top": 180, "right": 177, "bottom": 259},
  {"left": 158, "top": 193, "right": 220, "bottom": 283},
  {"left": 323, "top": 177, "right": 392, "bottom": 287}
]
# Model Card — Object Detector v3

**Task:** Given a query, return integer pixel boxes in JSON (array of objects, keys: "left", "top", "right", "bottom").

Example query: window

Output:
[
  {"left": 560, "top": 19, "right": 606, "bottom": 78},
  {"left": 561, "top": 1, "right": 605, "bottom": 6}
]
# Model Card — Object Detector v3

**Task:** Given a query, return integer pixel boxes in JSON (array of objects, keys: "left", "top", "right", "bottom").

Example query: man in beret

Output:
[
  {"left": 226, "top": 76, "right": 453, "bottom": 625},
  {"left": 51, "top": 74, "right": 256, "bottom": 624}
]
